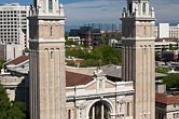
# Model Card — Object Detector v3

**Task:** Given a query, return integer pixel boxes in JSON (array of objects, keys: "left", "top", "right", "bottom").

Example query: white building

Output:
[
  {"left": 0, "top": 3, "right": 30, "bottom": 60},
  {"left": 154, "top": 23, "right": 179, "bottom": 50},
  {"left": 155, "top": 23, "right": 179, "bottom": 39},
  {"left": 0, "top": 44, "right": 24, "bottom": 61},
  {"left": 159, "top": 23, "right": 170, "bottom": 38}
]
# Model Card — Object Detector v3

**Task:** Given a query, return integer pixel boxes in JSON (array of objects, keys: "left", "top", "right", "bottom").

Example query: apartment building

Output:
[{"left": 0, "top": 3, "right": 30, "bottom": 60}]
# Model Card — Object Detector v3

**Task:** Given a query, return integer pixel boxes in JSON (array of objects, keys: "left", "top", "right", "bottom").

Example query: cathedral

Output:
[{"left": 21, "top": 0, "right": 156, "bottom": 119}]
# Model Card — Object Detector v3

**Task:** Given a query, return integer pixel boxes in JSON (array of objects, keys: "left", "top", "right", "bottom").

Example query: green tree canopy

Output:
[
  {"left": 155, "top": 67, "right": 169, "bottom": 74},
  {"left": 66, "top": 45, "right": 122, "bottom": 67},
  {"left": 0, "top": 59, "right": 5, "bottom": 71},
  {"left": 0, "top": 85, "right": 25, "bottom": 119},
  {"left": 162, "top": 73, "right": 179, "bottom": 89}
]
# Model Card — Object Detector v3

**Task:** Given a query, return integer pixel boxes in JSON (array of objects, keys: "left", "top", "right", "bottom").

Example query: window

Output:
[
  {"left": 127, "top": 102, "right": 130, "bottom": 116},
  {"left": 174, "top": 104, "right": 177, "bottom": 108},
  {"left": 128, "top": 3, "right": 132, "bottom": 14},
  {"left": 50, "top": 51, "right": 54, "bottom": 59},
  {"left": 173, "top": 113, "right": 179, "bottom": 118},
  {"left": 143, "top": 3, "right": 147, "bottom": 14},
  {"left": 49, "top": 0, "right": 53, "bottom": 12},
  {"left": 50, "top": 26, "right": 53, "bottom": 36},
  {"left": 68, "top": 110, "right": 71, "bottom": 119}
]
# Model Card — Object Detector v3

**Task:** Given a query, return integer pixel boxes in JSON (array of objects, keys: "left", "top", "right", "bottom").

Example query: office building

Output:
[{"left": 0, "top": 3, "right": 30, "bottom": 60}]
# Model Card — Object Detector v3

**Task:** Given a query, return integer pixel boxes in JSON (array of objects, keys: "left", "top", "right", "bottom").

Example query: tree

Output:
[
  {"left": 0, "top": 85, "right": 25, "bottom": 119},
  {"left": 162, "top": 73, "right": 179, "bottom": 89},
  {"left": 155, "top": 51, "right": 161, "bottom": 61},
  {"left": 169, "top": 44, "right": 178, "bottom": 51},
  {"left": 66, "top": 45, "right": 122, "bottom": 67},
  {"left": 0, "top": 59, "right": 5, "bottom": 71}
]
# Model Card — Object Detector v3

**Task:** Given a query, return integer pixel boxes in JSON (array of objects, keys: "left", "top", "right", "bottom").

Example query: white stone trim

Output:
[
  {"left": 29, "top": 38, "right": 65, "bottom": 43},
  {"left": 122, "top": 37, "right": 155, "bottom": 40}
]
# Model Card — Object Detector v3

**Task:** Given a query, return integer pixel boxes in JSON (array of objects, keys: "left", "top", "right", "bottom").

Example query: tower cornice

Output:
[
  {"left": 28, "top": 15, "right": 66, "bottom": 21},
  {"left": 121, "top": 17, "right": 155, "bottom": 21}
]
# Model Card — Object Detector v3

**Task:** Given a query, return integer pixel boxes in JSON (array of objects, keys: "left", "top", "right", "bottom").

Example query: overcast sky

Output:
[{"left": 0, "top": 0, "right": 179, "bottom": 26}]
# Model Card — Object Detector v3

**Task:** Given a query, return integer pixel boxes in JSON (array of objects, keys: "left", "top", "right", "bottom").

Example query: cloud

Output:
[{"left": 63, "top": 0, "right": 179, "bottom": 25}]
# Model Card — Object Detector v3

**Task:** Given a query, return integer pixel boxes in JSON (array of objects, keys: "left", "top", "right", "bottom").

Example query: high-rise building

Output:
[
  {"left": 0, "top": 3, "right": 30, "bottom": 60},
  {"left": 29, "top": 0, "right": 66, "bottom": 119},
  {"left": 121, "top": 0, "right": 156, "bottom": 119},
  {"left": 159, "top": 23, "right": 170, "bottom": 38},
  {"left": 0, "top": 3, "right": 29, "bottom": 47},
  {"left": 154, "top": 23, "right": 179, "bottom": 39}
]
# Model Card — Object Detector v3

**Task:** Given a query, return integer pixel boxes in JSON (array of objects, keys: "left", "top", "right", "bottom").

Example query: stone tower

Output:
[
  {"left": 29, "top": 0, "right": 66, "bottom": 119},
  {"left": 121, "top": 0, "right": 155, "bottom": 119}
]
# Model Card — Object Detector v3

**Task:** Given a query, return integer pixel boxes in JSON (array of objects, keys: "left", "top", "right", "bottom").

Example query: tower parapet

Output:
[
  {"left": 122, "top": 0, "right": 155, "bottom": 19},
  {"left": 30, "top": 3, "right": 65, "bottom": 18}
]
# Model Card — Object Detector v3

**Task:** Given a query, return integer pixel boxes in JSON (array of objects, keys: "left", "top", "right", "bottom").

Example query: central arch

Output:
[{"left": 87, "top": 99, "right": 113, "bottom": 119}]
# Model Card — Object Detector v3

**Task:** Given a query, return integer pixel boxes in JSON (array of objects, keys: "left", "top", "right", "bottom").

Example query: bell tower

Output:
[
  {"left": 121, "top": 0, "right": 155, "bottom": 119},
  {"left": 29, "top": 0, "right": 66, "bottom": 119}
]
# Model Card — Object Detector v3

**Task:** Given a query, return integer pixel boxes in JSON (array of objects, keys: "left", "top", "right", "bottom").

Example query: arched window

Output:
[{"left": 89, "top": 101, "right": 111, "bottom": 119}]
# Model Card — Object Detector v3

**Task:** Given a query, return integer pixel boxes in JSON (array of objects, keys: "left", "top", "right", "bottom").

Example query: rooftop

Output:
[
  {"left": 156, "top": 93, "right": 179, "bottom": 105},
  {"left": 0, "top": 71, "right": 93, "bottom": 87},
  {"left": 5, "top": 55, "right": 167, "bottom": 82},
  {"left": 66, "top": 71, "right": 93, "bottom": 87},
  {"left": 6, "top": 55, "right": 29, "bottom": 65}
]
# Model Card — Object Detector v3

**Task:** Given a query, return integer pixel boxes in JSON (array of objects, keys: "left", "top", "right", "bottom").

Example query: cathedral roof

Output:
[{"left": 66, "top": 71, "right": 93, "bottom": 87}]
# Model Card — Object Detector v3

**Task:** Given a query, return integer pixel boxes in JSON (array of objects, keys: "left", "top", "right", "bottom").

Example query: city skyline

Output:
[{"left": 0, "top": 0, "right": 179, "bottom": 28}]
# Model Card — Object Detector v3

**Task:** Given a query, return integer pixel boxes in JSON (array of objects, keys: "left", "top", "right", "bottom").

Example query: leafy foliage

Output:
[
  {"left": 162, "top": 73, "right": 179, "bottom": 89},
  {"left": 0, "top": 85, "right": 25, "bottom": 119},
  {"left": 169, "top": 44, "right": 178, "bottom": 51},
  {"left": 155, "top": 67, "right": 169, "bottom": 74},
  {"left": 0, "top": 59, "right": 5, "bottom": 71},
  {"left": 66, "top": 45, "right": 122, "bottom": 67},
  {"left": 155, "top": 51, "right": 161, "bottom": 61}
]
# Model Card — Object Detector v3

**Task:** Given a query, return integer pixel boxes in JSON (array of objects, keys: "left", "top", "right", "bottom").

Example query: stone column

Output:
[
  {"left": 92, "top": 106, "right": 95, "bottom": 119},
  {"left": 101, "top": 104, "right": 104, "bottom": 119}
]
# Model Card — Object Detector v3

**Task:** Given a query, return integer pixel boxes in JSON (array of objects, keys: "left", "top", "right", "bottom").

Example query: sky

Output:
[{"left": 0, "top": 0, "right": 179, "bottom": 27}]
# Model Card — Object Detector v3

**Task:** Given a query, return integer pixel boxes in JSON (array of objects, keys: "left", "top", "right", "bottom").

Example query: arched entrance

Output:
[{"left": 88, "top": 100, "right": 111, "bottom": 119}]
